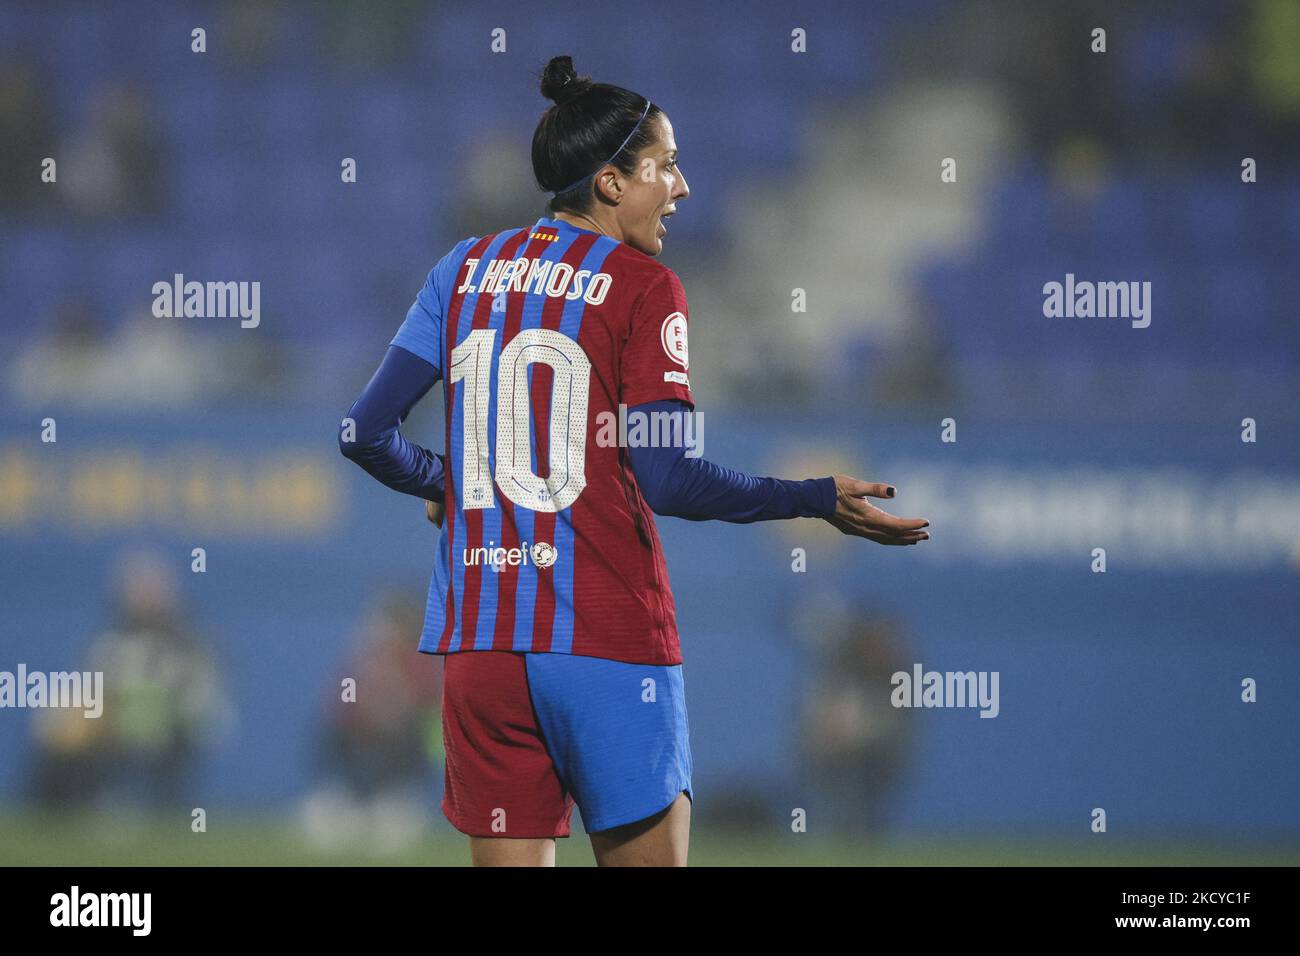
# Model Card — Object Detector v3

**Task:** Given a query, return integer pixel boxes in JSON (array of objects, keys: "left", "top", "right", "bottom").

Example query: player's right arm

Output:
[
  {"left": 626, "top": 401, "right": 929, "bottom": 545},
  {"left": 620, "top": 268, "right": 929, "bottom": 546}
]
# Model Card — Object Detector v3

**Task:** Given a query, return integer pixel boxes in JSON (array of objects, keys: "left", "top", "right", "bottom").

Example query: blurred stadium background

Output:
[{"left": 1, "top": 0, "right": 1297, "bottom": 865}]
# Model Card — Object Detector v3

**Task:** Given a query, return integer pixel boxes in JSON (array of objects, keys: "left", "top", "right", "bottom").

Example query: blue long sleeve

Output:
[
  {"left": 626, "top": 400, "right": 836, "bottom": 522},
  {"left": 338, "top": 345, "right": 446, "bottom": 502}
]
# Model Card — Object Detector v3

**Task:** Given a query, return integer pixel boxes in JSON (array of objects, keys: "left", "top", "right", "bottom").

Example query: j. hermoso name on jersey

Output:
[{"left": 455, "top": 255, "right": 614, "bottom": 305}]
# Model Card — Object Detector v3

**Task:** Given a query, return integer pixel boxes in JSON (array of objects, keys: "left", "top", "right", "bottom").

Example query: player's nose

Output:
[{"left": 674, "top": 167, "right": 690, "bottom": 201}]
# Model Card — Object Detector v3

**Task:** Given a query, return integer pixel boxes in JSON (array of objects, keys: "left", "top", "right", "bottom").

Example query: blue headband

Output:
[{"left": 552, "top": 99, "right": 652, "bottom": 196}]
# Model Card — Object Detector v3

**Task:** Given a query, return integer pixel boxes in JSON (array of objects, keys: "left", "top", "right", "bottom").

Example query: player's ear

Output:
[{"left": 594, "top": 166, "right": 623, "bottom": 205}]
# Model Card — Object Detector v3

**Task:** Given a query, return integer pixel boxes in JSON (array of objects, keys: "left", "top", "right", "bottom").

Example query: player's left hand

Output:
[
  {"left": 823, "top": 475, "right": 929, "bottom": 545},
  {"left": 425, "top": 498, "right": 445, "bottom": 528}
]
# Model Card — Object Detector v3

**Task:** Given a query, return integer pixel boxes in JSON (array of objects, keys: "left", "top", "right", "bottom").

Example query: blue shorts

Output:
[{"left": 440, "top": 650, "right": 693, "bottom": 837}]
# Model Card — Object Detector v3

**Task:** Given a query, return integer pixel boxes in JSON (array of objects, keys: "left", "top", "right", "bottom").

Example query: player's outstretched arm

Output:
[
  {"left": 626, "top": 401, "right": 829, "bottom": 523},
  {"left": 626, "top": 400, "right": 928, "bottom": 545}
]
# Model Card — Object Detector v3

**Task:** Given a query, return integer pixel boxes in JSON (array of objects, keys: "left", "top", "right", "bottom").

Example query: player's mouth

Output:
[{"left": 659, "top": 209, "right": 675, "bottom": 235}]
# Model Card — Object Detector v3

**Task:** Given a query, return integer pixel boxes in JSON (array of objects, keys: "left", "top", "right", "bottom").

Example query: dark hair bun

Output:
[{"left": 540, "top": 55, "right": 593, "bottom": 106}]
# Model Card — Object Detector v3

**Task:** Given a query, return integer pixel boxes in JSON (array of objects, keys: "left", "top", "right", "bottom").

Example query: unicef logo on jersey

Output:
[
  {"left": 463, "top": 540, "right": 560, "bottom": 570},
  {"left": 530, "top": 541, "right": 558, "bottom": 569}
]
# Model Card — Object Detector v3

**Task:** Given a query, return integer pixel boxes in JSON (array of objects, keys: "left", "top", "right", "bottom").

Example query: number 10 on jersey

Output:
[{"left": 449, "top": 327, "right": 592, "bottom": 514}]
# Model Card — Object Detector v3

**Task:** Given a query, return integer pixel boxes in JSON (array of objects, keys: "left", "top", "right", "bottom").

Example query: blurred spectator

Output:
[
  {"left": 994, "top": 1, "right": 1124, "bottom": 162},
  {"left": 62, "top": 81, "right": 166, "bottom": 220},
  {"left": 323, "top": 0, "right": 427, "bottom": 68},
  {"left": 223, "top": 0, "right": 281, "bottom": 69},
  {"left": 299, "top": 591, "right": 443, "bottom": 852},
  {"left": 0, "top": 60, "right": 55, "bottom": 212},
  {"left": 31, "top": 549, "right": 230, "bottom": 811},
  {"left": 1246, "top": 0, "right": 1300, "bottom": 158},
  {"left": 795, "top": 596, "right": 914, "bottom": 836}
]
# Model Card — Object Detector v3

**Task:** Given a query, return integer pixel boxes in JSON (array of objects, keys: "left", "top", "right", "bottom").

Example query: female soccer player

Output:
[{"left": 339, "top": 55, "right": 929, "bottom": 867}]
